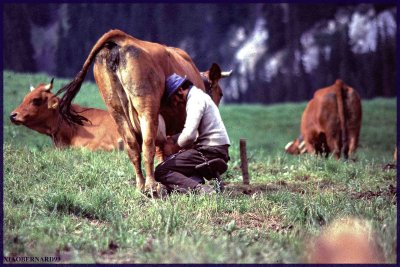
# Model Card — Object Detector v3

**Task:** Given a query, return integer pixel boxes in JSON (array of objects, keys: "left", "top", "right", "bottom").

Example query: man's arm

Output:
[
  {"left": 163, "top": 135, "right": 181, "bottom": 156},
  {"left": 176, "top": 95, "right": 205, "bottom": 148}
]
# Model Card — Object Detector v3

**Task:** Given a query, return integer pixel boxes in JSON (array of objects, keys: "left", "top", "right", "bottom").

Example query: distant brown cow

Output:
[
  {"left": 285, "top": 80, "right": 362, "bottom": 159},
  {"left": 10, "top": 79, "right": 123, "bottom": 151}
]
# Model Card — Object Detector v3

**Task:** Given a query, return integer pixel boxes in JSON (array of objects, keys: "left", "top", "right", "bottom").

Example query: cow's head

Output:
[
  {"left": 10, "top": 78, "right": 59, "bottom": 127},
  {"left": 285, "top": 135, "right": 307, "bottom": 155},
  {"left": 200, "top": 63, "right": 232, "bottom": 106}
]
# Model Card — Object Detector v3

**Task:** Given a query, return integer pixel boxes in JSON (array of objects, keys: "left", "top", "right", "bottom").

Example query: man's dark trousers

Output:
[{"left": 155, "top": 145, "right": 229, "bottom": 193}]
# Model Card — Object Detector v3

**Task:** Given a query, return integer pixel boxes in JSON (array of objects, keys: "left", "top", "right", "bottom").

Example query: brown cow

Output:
[
  {"left": 10, "top": 79, "right": 123, "bottom": 151},
  {"left": 56, "top": 29, "right": 230, "bottom": 194},
  {"left": 285, "top": 80, "right": 362, "bottom": 159}
]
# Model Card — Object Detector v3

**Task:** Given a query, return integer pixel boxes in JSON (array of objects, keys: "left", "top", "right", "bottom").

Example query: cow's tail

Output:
[
  {"left": 56, "top": 29, "right": 128, "bottom": 125},
  {"left": 334, "top": 79, "right": 348, "bottom": 156}
]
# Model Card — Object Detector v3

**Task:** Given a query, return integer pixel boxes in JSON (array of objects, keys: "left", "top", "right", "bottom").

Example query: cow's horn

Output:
[
  {"left": 285, "top": 141, "right": 294, "bottom": 151},
  {"left": 299, "top": 141, "right": 307, "bottom": 154},
  {"left": 30, "top": 84, "right": 35, "bottom": 91},
  {"left": 44, "top": 78, "right": 54, "bottom": 91},
  {"left": 299, "top": 140, "right": 306, "bottom": 150},
  {"left": 221, "top": 70, "right": 233, "bottom": 77}
]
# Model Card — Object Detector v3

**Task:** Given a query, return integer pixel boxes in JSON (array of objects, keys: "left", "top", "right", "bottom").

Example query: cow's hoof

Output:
[
  {"left": 143, "top": 182, "right": 160, "bottom": 198},
  {"left": 138, "top": 188, "right": 158, "bottom": 199},
  {"left": 136, "top": 181, "right": 145, "bottom": 192},
  {"left": 156, "top": 183, "right": 169, "bottom": 199}
]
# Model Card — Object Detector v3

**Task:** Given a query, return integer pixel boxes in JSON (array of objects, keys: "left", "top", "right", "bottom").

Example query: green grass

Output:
[{"left": 3, "top": 71, "right": 397, "bottom": 263}]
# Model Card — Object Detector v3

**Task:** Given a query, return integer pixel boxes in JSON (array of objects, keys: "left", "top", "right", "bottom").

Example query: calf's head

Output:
[{"left": 10, "top": 78, "right": 59, "bottom": 127}]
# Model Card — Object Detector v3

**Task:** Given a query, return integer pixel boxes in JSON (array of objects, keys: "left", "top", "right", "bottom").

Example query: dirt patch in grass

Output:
[
  {"left": 351, "top": 184, "right": 396, "bottom": 203},
  {"left": 100, "top": 240, "right": 119, "bottom": 256},
  {"left": 95, "top": 251, "right": 136, "bottom": 264},
  {"left": 382, "top": 163, "right": 396, "bottom": 170},
  {"left": 95, "top": 241, "right": 138, "bottom": 264},
  {"left": 223, "top": 181, "right": 302, "bottom": 197},
  {"left": 70, "top": 214, "right": 111, "bottom": 229},
  {"left": 212, "top": 211, "right": 293, "bottom": 233},
  {"left": 55, "top": 244, "right": 77, "bottom": 262},
  {"left": 222, "top": 178, "right": 336, "bottom": 197},
  {"left": 294, "top": 175, "right": 311, "bottom": 182},
  {"left": 236, "top": 213, "right": 293, "bottom": 233}
]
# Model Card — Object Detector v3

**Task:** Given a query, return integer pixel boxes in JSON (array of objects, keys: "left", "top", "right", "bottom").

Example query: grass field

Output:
[{"left": 3, "top": 71, "right": 397, "bottom": 263}]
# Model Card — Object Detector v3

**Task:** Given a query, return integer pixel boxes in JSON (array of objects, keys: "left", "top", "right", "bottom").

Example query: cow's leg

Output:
[
  {"left": 326, "top": 133, "right": 341, "bottom": 160},
  {"left": 318, "top": 133, "right": 330, "bottom": 158},
  {"left": 323, "top": 141, "right": 331, "bottom": 158},
  {"left": 118, "top": 94, "right": 160, "bottom": 195},
  {"left": 114, "top": 45, "right": 164, "bottom": 195},
  {"left": 305, "top": 141, "right": 316, "bottom": 155},
  {"left": 304, "top": 131, "right": 317, "bottom": 155},
  {"left": 155, "top": 146, "right": 165, "bottom": 163},
  {"left": 155, "top": 114, "right": 167, "bottom": 163},
  {"left": 348, "top": 138, "right": 356, "bottom": 158},
  {"left": 93, "top": 57, "right": 146, "bottom": 191},
  {"left": 342, "top": 138, "right": 349, "bottom": 160},
  {"left": 347, "top": 127, "right": 360, "bottom": 159},
  {"left": 315, "top": 141, "right": 324, "bottom": 156},
  {"left": 137, "top": 101, "right": 159, "bottom": 193},
  {"left": 114, "top": 117, "right": 145, "bottom": 190}
]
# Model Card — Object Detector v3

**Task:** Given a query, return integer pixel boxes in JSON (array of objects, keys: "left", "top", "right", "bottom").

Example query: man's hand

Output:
[{"left": 163, "top": 136, "right": 181, "bottom": 157}]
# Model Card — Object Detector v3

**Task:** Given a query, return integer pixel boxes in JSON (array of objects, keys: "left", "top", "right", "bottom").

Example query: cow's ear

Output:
[
  {"left": 48, "top": 97, "right": 59, "bottom": 109},
  {"left": 208, "top": 63, "right": 222, "bottom": 82}
]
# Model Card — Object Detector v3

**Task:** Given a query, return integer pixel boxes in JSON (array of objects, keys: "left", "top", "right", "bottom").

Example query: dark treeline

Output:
[{"left": 3, "top": 3, "right": 397, "bottom": 104}]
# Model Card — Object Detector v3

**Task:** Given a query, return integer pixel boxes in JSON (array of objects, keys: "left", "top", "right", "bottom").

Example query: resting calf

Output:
[{"left": 10, "top": 79, "right": 123, "bottom": 151}]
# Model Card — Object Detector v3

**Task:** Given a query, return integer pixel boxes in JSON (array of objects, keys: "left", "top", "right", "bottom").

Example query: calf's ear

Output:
[{"left": 48, "top": 97, "right": 59, "bottom": 109}]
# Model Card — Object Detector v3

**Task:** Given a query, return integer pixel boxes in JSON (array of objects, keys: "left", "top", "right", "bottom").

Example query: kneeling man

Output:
[{"left": 155, "top": 73, "right": 230, "bottom": 194}]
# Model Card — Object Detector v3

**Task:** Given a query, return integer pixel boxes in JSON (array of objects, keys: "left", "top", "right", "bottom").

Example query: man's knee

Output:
[
  {"left": 155, "top": 163, "right": 171, "bottom": 183},
  {"left": 154, "top": 166, "right": 164, "bottom": 182}
]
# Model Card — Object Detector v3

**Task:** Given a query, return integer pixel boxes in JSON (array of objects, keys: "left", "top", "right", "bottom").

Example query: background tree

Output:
[
  {"left": 3, "top": 4, "right": 36, "bottom": 72},
  {"left": 4, "top": 3, "right": 396, "bottom": 103}
]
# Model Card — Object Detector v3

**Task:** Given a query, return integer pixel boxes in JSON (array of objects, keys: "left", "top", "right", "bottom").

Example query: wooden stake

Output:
[{"left": 240, "top": 138, "right": 250, "bottom": 185}]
